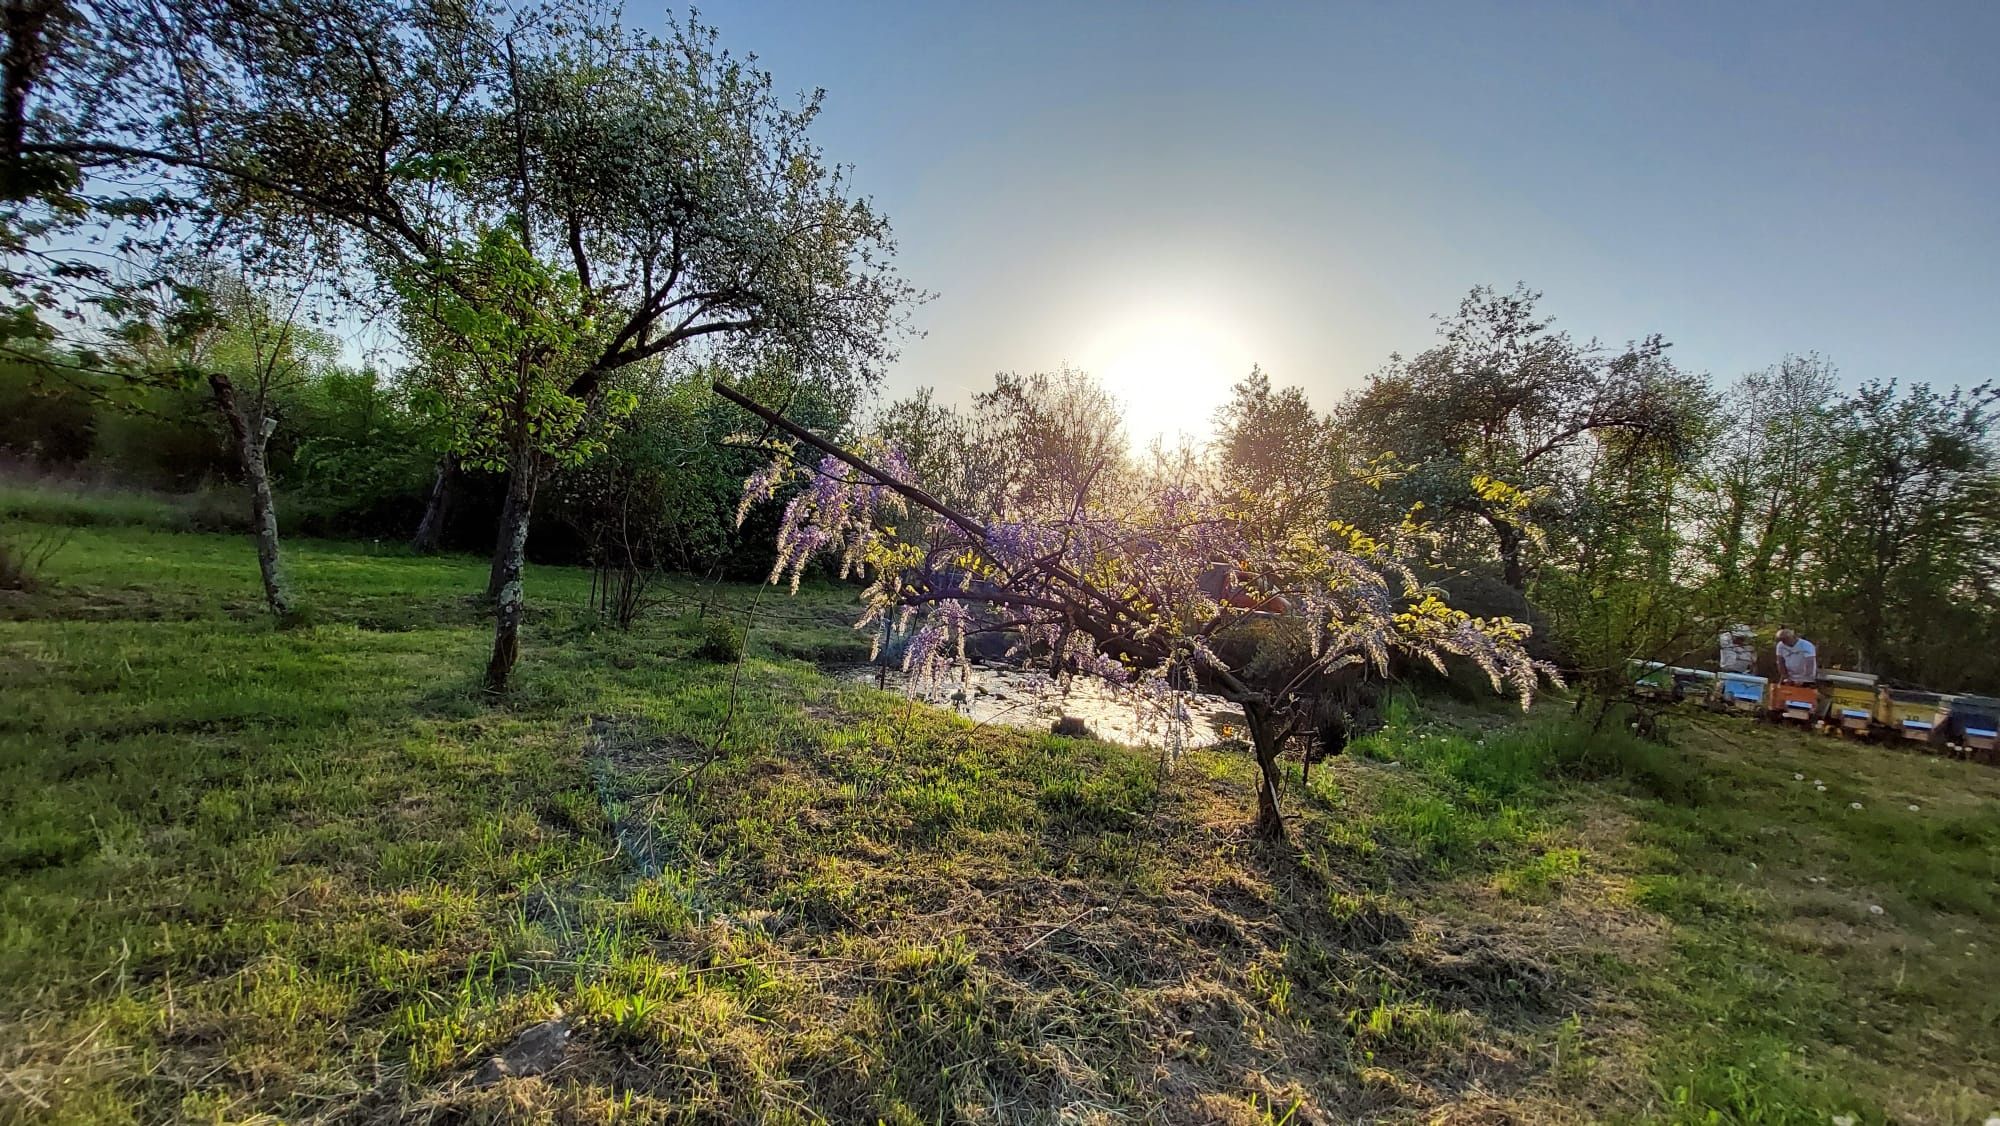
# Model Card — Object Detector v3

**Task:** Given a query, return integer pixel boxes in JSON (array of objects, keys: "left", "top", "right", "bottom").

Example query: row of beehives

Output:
[{"left": 1626, "top": 661, "right": 1999, "bottom": 754}]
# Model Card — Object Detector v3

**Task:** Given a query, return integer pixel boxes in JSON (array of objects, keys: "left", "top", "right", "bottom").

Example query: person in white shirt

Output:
[{"left": 1774, "top": 628, "right": 1817, "bottom": 684}]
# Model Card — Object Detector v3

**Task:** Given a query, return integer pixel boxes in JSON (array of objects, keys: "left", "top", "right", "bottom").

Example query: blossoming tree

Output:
[{"left": 721, "top": 382, "right": 1556, "bottom": 840}]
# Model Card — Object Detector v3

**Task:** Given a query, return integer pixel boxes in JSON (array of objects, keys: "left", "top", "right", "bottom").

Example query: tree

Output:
[
  {"left": 1536, "top": 382, "right": 1727, "bottom": 723},
  {"left": 116, "top": 267, "right": 335, "bottom": 622},
  {"left": 407, "top": 451, "right": 462, "bottom": 554},
  {"left": 873, "top": 368, "right": 1135, "bottom": 544},
  {"left": 9, "top": 0, "right": 913, "bottom": 688},
  {"left": 1337, "top": 285, "right": 1700, "bottom": 590},
  {"left": 970, "top": 367, "right": 1131, "bottom": 518},
  {"left": 1811, "top": 380, "right": 1999, "bottom": 677},
  {"left": 1691, "top": 354, "right": 1841, "bottom": 624},
  {"left": 546, "top": 358, "right": 851, "bottom": 623},
  {"left": 724, "top": 383, "right": 1553, "bottom": 840},
  {"left": 1212, "top": 365, "right": 1332, "bottom": 517}
]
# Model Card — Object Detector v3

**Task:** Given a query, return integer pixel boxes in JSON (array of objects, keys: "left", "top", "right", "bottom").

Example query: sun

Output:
[{"left": 1083, "top": 308, "right": 1250, "bottom": 447}]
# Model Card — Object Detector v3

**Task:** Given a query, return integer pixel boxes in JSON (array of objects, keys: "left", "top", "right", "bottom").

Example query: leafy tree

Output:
[
  {"left": 1536, "top": 384, "right": 1727, "bottom": 721},
  {"left": 1809, "top": 380, "right": 1999, "bottom": 678},
  {"left": 116, "top": 268, "right": 335, "bottom": 621},
  {"left": 10, "top": 0, "right": 913, "bottom": 688},
  {"left": 873, "top": 368, "right": 1133, "bottom": 542},
  {"left": 277, "top": 364, "right": 435, "bottom": 535},
  {"left": 1212, "top": 365, "right": 1333, "bottom": 518},
  {"left": 871, "top": 386, "right": 973, "bottom": 514},
  {"left": 1336, "top": 285, "right": 1700, "bottom": 590},
  {"left": 396, "top": 226, "right": 622, "bottom": 682},
  {"left": 971, "top": 367, "right": 1130, "bottom": 518},
  {"left": 1692, "top": 354, "right": 1841, "bottom": 625},
  {"left": 545, "top": 359, "right": 849, "bottom": 624}
]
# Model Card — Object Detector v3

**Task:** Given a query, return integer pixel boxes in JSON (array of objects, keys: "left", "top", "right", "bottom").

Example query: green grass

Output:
[
  {"left": 1350, "top": 696, "right": 2000, "bottom": 1124},
  {"left": 1, "top": 508, "right": 1997, "bottom": 1123},
  {"left": 0, "top": 476, "right": 252, "bottom": 533}
]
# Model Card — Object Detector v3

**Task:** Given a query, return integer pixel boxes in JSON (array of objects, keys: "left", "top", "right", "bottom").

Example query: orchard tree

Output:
[
  {"left": 113, "top": 267, "right": 335, "bottom": 622},
  {"left": 1811, "top": 379, "right": 1999, "bottom": 677},
  {"left": 1337, "top": 285, "right": 1701, "bottom": 590},
  {"left": 874, "top": 368, "right": 1135, "bottom": 542},
  {"left": 6, "top": 0, "right": 913, "bottom": 688},
  {"left": 1693, "top": 354, "right": 1841, "bottom": 623},
  {"left": 1213, "top": 365, "right": 1333, "bottom": 519},
  {"left": 723, "top": 383, "right": 1554, "bottom": 840}
]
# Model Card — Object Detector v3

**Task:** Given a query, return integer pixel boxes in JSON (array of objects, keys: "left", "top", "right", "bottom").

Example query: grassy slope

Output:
[{"left": 1, "top": 516, "right": 1995, "bottom": 1124}]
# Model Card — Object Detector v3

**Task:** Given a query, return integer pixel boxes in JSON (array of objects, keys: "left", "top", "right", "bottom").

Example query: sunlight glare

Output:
[{"left": 1083, "top": 307, "right": 1250, "bottom": 448}]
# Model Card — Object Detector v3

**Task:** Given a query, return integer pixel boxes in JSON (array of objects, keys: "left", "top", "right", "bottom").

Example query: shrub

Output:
[
  {"left": 694, "top": 616, "right": 740, "bottom": 662},
  {"left": 0, "top": 524, "right": 70, "bottom": 590}
]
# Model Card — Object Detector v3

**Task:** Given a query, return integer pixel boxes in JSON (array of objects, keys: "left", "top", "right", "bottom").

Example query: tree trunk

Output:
[
  {"left": 410, "top": 453, "right": 460, "bottom": 554},
  {"left": 1488, "top": 514, "right": 1527, "bottom": 591},
  {"left": 209, "top": 373, "right": 293, "bottom": 623},
  {"left": 1243, "top": 699, "right": 1287, "bottom": 841},
  {"left": 484, "top": 453, "right": 537, "bottom": 691},
  {"left": 487, "top": 469, "right": 521, "bottom": 598}
]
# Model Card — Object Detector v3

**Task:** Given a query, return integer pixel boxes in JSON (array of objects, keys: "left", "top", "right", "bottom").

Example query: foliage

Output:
[
  {"left": 1335, "top": 284, "right": 1706, "bottom": 590},
  {"left": 874, "top": 366, "right": 1131, "bottom": 529},
  {"left": 276, "top": 366, "right": 438, "bottom": 535},
  {"left": 1690, "top": 354, "right": 1843, "bottom": 624},
  {"left": 1214, "top": 364, "right": 1335, "bottom": 516},
  {"left": 1808, "top": 379, "right": 2000, "bottom": 681},
  {"left": 545, "top": 362, "right": 851, "bottom": 581},
  {"left": 396, "top": 225, "right": 618, "bottom": 474}
]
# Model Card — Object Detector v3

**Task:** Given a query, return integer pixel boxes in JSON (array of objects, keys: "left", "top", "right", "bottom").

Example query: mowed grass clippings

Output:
[{"left": 0, "top": 509, "right": 1995, "bottom": 1123}]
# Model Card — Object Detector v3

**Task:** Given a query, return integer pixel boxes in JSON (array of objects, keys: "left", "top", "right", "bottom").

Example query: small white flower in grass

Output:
[
  {"left": 1868, "top": 904, "right": 1884, "bottom": 916},
  {"left": 1849, "top": 802, "right": 1863, "bottom": 811},
  {"left": 1813, "top": 779, "right": 1823, "bottom": 785},
  {"left": 1907, "top": 804, "right": 1920, "bottom": 812},
  {"left": 1833, "top": 1114, "right": 1858, "bottom": 1126},
  {"left": 1794, "top": 773, "right": 1805, "bottom": 781}
]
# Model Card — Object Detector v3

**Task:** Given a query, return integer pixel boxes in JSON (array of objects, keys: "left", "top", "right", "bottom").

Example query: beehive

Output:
[
  {"left": 1629, "top": 660, "right": 1675, "bottom": 699},
  {"left": 1952, "top": 695, "right": 1999, "bottom": 753},
  {"left": 1717, "top": 673, "right": 1768, "bottom": 713},
  {"left": 1820, "top": 670, "right": 1879, "bottom": 734},
  {"left": 1880, "top": 689, "right": 1947, "bottom": 744},
  {"left": 1673, "top": 668, "right": 1716, "bottom": 701},
  {"left": 1770, "top": 683, "right": 1819, "bottom": 724}
]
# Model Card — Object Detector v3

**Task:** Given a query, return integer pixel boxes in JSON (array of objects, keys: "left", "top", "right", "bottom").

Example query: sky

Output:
[{"left": 672, "top": 0, "right": 1999, "bottom": 444}]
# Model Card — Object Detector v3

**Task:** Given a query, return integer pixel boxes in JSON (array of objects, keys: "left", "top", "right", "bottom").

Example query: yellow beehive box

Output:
[
  {"left": 1880, "top": 689, "right": 1947, "bottom": 744},
  {"left": 1820, "top": 670, "right": 1878, "bottom": 734}
]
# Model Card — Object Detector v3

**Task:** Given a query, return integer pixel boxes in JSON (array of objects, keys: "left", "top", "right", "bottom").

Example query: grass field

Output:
[{"left": 2, "top": 510, "right": 1996, "bottom": 1123}]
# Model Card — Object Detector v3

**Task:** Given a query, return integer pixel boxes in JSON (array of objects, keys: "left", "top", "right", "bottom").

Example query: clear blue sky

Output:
[{"left": 685, "top": 0, "right": 1998, "bottom": 441}]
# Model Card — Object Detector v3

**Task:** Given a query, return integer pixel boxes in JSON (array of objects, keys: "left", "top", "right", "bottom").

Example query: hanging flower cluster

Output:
[
  {"left": 735, "top": 441, "right": 911, "bottom": 593},
  {"left": 735, "top": 419, "right": 1558, "bottom": 784}
]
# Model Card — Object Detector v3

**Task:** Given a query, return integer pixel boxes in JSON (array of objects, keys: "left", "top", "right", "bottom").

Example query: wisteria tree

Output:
[{"left": 721, "top": 382, "right": 1556, "bottom": 840}]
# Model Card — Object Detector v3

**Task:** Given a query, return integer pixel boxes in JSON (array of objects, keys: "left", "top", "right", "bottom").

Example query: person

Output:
[
  {"left": 1774, "top": 627, "right": 1817, "bottom": 684},
  {"left": 1719, "top": 626, "right": 1755, "bottom": 674}
]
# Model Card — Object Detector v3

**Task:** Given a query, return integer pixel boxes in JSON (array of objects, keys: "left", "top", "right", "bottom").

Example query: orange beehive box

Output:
[{"left": 1770, "top": 683, "right": 1819, "bottom": 723}]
